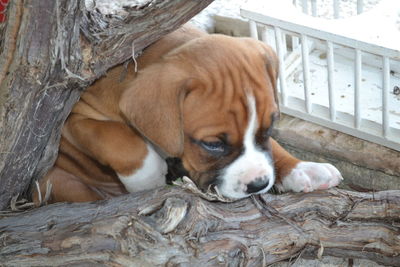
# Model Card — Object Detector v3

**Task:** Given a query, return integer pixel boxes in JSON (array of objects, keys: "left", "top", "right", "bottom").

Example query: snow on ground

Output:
[
  {"left": 190, "top": 0, "right": 244, "bottom": 32},
  {"left": 191, "top": 0, "right": 398, "bottom": 31}
]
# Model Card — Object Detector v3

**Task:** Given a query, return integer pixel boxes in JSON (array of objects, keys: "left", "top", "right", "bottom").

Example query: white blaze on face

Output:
[{"left": 217, "top": 95, "right": 275, "bottom": 199}]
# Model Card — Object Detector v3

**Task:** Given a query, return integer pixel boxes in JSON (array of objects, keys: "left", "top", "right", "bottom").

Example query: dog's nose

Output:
[{"left": 246, "top": 176, "right": 269, "bottom": 194}]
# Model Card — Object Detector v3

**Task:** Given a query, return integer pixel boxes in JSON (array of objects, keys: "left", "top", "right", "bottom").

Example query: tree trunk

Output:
[
  {"left": 0, "top": 187, "right": 399, "bottom": 266},
  {"left": 0, "top": 0, "right": 214, "bottom": 210}
]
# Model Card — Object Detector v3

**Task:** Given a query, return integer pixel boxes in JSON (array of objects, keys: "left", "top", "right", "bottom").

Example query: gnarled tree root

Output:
[{"left": 0, "top": 187, "right": 399, "bottom": 266}]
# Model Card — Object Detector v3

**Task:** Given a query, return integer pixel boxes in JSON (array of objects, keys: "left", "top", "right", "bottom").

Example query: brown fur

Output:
[{"left": 33, "top": 25, "right": 300, "bottom": 204}]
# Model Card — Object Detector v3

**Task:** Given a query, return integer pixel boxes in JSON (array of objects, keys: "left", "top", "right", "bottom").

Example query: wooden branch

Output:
[
  {"left": 0, "top": 188, "right": 399, "bottom": 266},
  {"left": 0, "top": 0, "right": 213, "bottom": 210}
]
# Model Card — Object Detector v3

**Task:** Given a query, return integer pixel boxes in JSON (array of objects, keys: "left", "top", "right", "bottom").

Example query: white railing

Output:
[
  {"left": 241, "top": 0, "right": 400, "bottom": 151},
  {"left": 294, "top": 0, "right": 364, "bottom": 19}
]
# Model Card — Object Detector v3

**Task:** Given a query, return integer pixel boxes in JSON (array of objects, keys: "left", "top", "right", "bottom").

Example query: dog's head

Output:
[{"left": 120, "top": 35, "right": 279, "bottom": 199}]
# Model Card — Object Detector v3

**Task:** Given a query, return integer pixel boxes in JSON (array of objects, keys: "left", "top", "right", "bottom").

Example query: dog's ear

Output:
[{"left": 119, "top": 63, "right": 191, "bottom": 157}]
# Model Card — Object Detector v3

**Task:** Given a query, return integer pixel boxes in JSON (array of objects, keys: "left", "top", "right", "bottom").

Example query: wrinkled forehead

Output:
[
  {"left": 238, "top": 91, "right": 279, "bottom": 139},
  {"left": 183, "top": 88, "right": 278, "bottom": 146}
]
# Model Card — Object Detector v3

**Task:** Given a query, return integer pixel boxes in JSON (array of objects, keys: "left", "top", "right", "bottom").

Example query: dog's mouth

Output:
[
  {"left": 166, "top": 157, "right": 222, "bottom": 188},
  {"left": 165, "top": 157, "right": 275, "bottom": 200},
  {"left": 165, "top": 157, "right": 190, "bottom": 184},
  {"left": 165, "top": 157, "right": 270, "bottom": 200}
]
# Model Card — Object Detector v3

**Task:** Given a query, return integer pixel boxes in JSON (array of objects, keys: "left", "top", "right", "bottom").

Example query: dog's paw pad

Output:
[{"left": 280, "top": 162, "right": 343, "bottom": 193}]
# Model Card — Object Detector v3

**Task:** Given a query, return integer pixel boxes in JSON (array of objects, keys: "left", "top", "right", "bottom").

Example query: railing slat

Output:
[
  {"left": 249, "top": 20, "right": 258, "bottom": 39},
  {"left": 301, "top": 34, "right": 312, "bottom": 113},
  {"left": 261, "top": 25, "right": 268, "bottom": 43},
  {"left": 327, "top": 41, "right": 336, "bottom": 121},
  {"left": 261, "top": 26, "right": 277, "bottom": 52},
  {"left": 274, "top": 26, "right": 287, "bottom": 106},
  {"left": 292, "top": 36, "right": 299, "bottom": 50},
  {"left": 282, "top": 33, "right": 287, "bottom": 56},
  {"left": 382, "top": 56, "right": 390, "bottom": 137},
  {"left": 354, "top": 49, "right": 362, "bottom": 129}
]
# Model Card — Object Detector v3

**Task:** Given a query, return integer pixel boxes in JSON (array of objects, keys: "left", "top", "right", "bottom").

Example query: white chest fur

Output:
[{"left": 117, "top": 143, "right": 167, "bottom": 192}]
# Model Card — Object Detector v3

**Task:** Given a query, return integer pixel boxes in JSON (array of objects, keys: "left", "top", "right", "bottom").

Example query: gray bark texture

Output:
[
  {"left": 0, "top": 0, "right": 214, "bottom": 210},
  {"left": 0, "top": 187, "right": 399, "bottom": 266}
]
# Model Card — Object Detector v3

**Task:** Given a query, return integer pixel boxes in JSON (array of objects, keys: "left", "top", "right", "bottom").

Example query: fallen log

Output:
[{"left": 0, "top": 187, "right": 399, "bottom": 266}]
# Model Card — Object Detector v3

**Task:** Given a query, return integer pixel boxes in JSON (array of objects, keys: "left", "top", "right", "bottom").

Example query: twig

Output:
[{"left": 131, "top": 41, "right": 138, "bottom": 73}]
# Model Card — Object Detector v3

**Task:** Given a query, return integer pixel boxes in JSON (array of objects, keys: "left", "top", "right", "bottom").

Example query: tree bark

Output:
[
  {"left": 0, "top": 188, "right": 399, "bottom": 266},
  {"left": 0, "top": 0, "right": 214, "bottom": 210}
]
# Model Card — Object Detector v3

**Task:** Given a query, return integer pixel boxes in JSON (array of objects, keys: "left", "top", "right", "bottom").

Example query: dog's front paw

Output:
[{"left": 277, "top": 162, "right": 343, "bottom": 193}]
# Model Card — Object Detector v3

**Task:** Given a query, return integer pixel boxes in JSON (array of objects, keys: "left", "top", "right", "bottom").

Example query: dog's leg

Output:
[
  {"left": 33, "top": 167, "right": 105, "bottom": 204},
  {"left": 271, "top": 138, "right": 343, "bottom": 192},
  {"left": 64, "top": 114, "right": 167, "bottom": 193}
]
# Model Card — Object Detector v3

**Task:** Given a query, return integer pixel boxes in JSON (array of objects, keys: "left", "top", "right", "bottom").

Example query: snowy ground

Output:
[{"left": 191, "top": 0, "right": 399, "bottom": 31}]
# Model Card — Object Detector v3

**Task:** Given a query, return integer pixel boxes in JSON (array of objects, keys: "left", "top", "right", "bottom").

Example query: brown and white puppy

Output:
[{"left": 33, "top": 25, "right": 342, "bottom": 203}]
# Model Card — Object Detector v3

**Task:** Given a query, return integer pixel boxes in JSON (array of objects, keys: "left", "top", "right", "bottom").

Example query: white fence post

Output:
[
  {"left": 382, "top": 56, "right": 390, "bottom": 138},
  {"left": 327, "top": 41, "right": 336, "bottom": 122},
  {"left": 282, "top": 33, "right": 287, "bottom": 56},
  {"left": 249, "top": 20, "right": 258, "bottom": 39},
  {"left": 261, "top": 26, "right": 277, "bottom": 52},
  {"left": 354, "top": 49, "right": 362, "bottom": 129},
  {"left": 292, "top": 36, "right": 300, "bottom": 51},
  {"left": 301, "top": 34, "right": 312, "bottom": 113},
  {"left": 274, "top": 26, "right": 288, "bottom": 106}
]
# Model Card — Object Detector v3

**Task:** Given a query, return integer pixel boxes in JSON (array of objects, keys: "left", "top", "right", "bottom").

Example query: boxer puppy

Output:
[{"left": 33, "top": 25, "right": 342, "bottom": 203}]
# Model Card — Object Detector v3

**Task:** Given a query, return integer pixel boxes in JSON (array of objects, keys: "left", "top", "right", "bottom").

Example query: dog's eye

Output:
[
  {"left": 200, "top": 140, "right": 226, "bottom": 155},
  {"left": 263, "top": 112, "right": 278, "bottom": 139}
]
